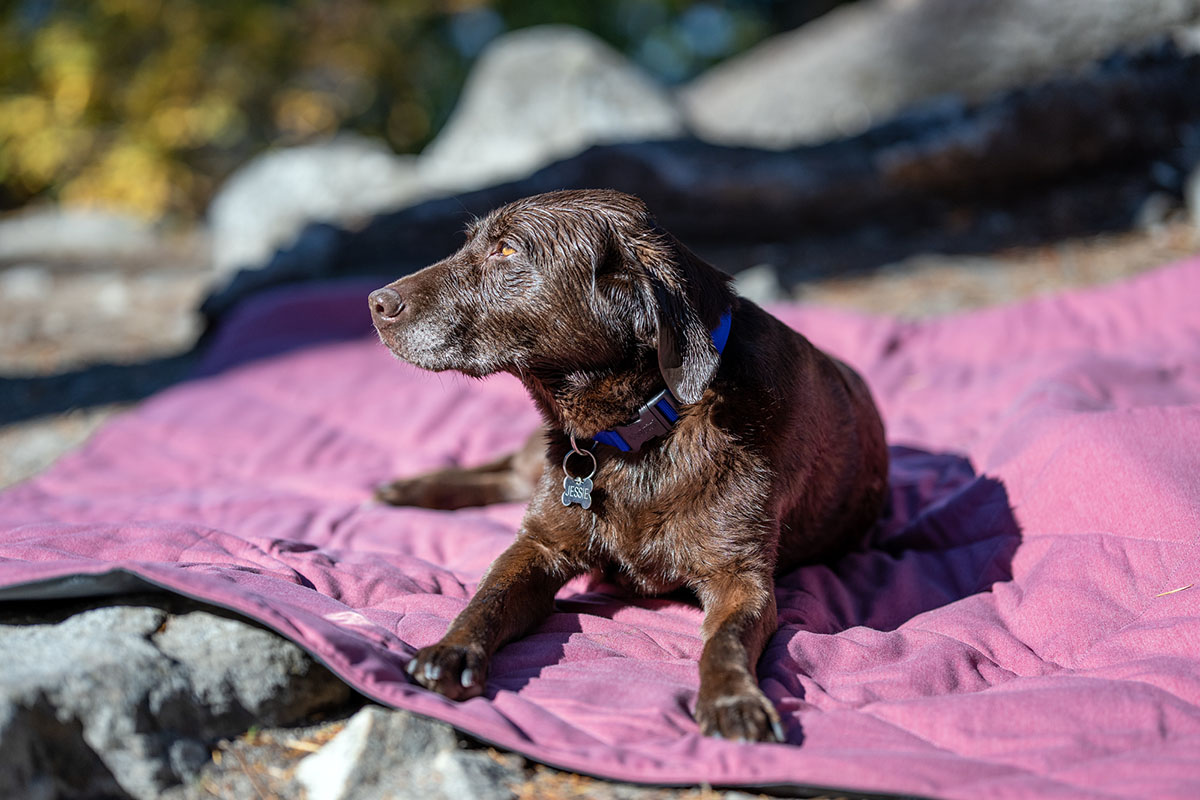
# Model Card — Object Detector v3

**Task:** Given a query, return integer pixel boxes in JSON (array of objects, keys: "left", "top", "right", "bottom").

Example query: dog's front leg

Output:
[
  {"left": 407, "top": 530, "right": 579, "bottom": 700},
  {"left": 692, "top": 573, "right": 785, "bottom": 742}
]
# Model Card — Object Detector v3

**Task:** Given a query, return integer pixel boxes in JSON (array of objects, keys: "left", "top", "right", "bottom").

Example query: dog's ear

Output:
[{"left": 635, "top": 226, "right": 734, "bottom": 405}]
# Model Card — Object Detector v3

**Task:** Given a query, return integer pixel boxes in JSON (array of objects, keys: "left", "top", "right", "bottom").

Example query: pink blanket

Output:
[{"left": 3, "top": 258, "right": 1199, "bottom": 799}]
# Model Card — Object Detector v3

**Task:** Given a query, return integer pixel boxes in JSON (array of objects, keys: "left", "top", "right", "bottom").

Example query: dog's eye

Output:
[{"left": 497, "top": 243, "right": 516, "bottom": 257}]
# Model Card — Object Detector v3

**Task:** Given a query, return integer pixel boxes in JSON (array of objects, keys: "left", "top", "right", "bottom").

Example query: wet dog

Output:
[{"left": 369, "top": 189, "right": 888, "bottom": 741}]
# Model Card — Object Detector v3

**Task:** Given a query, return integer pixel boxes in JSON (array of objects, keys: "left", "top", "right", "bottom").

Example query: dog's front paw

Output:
[
  {"left": 406, "top": 642, "right": 488, "bottom": 701},
  {"left": 696, "top": 685, "right": 785, "bottom": 743}
]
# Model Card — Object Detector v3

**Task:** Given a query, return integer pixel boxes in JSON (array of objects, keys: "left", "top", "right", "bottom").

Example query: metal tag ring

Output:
[{"left": 562, "top": 441, "right": 597, "bottom": 481}]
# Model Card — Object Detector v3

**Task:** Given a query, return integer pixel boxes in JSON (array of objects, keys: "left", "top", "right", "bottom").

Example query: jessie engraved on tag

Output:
[
  {"left": 561, "top": 438, "right": 597, "bottom": 510},
  {"left": 561, "top": 475, "right": 594, "bottom": 509}
]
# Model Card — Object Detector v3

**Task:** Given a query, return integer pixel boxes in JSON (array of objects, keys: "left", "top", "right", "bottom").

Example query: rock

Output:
[
  {"left": 419, "top": 26, "right": 684, "bottom": 193},
  {"left": 153, "top": 609, "right": 348, "bottom": 727},
  {"left": 206, "top": 27, "right": 684, "bottom": 280},
  {"left": 0, "top": 207, "right": 208, "bottom": 272},
  {"left": 681, "top": 0, "right": 1200, "bottom": 148},
  {"left": 0, "top": 208, "right": 162, "bottom": 265},
  {"left": 200, "top": 40, "right": 1200, "bottom": 333},
  {"left": 0, "top": 264, "right": 53, "bottom": 302},
  {"left": 733, "top": 263, "right": 789, "bottom": 304},
  {"left": 200, "top": 222, "right": 345, "bottom": 320},
  {"left": 1134, "top": 191, "right": 1178, "bottom": 232},
  {"left": 1187, "top": 163, "right": 1200, "bottom": 229},
  {"left": 0, "top": 407, "right": 120, "bottom": 489},
  {"left": 208, "top": 134, "right": 425, "bottom": 275},
  {"left": 294, "top": 706, "right": 519, "bottom": 800},
  {"left": 0, "top": 601, "right": 350, "bottom": 800}
]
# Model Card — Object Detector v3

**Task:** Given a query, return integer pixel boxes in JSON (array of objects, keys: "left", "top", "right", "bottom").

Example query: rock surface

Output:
[
  {"left": 732, "top": 264, "right": 789, "bottom": 306},
  {"left": 207, "top": 134, "right": 425, "bottom": 275},
  {"left": 294, "top": 706, "right": 520, "bottom": 800},
  {"left": 206, "top": 27, "right": 683, "bottom": 281},
  {"left": 681, "top": 0, "right": 1200, "bottom": 148},
  {"left": 161, "top": 702, "right": 775, "bottom": 800},
  {"left": 419, "top": 26, "right": 684, "bottom": 193},
  {"left": 0, "top": 598, "right": 351, "bottom": 800},
  {"left": 0, "top": 264, "right": 210, "bottom": 375},
  {"left": 0, "top": 208, "right": 166, "bottom": 266},
  {"left": 199, "top": 37, "right": 1200, "bottom": 322}
]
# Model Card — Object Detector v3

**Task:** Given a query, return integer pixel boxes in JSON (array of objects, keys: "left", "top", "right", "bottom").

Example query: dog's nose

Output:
[{"left": 369, "top": 287, "right": 405, "bottom": 321}]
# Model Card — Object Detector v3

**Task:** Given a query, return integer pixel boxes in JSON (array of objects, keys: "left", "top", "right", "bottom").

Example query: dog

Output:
[{"left": 368, "top": 189, "right": 888, "bottom": 742}]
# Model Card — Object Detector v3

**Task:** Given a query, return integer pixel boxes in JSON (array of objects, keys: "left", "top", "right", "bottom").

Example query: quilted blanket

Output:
[{"left": 2, "top": 258, "right": 1198, "bottom": 800}]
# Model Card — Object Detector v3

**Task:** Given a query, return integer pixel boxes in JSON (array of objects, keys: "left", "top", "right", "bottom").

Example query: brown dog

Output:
[{"left": 369, "top": 189, "right": 888, "bottom": 742}]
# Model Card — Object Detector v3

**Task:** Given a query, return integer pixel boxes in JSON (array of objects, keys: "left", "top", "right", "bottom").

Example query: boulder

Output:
[
  {"left": 0, "top": 601, "right": 350, "bottom": 800},
  {"left": 418, "top": 25, "right": 684, "bottom": 193},
  {"left": 294, "top": 706, "right": 520, "bottom": 800},
  {"left": 208, "top": 134, "right": 425, "bottom": 275},
  {"left": 681, "top": 0, "right": 1200, "bottom": 148},
  {"left": 733, "top": 263, "right": 790, "bottom": 304},
  {"left": 0, "top": 207, "right": 183, "bottom": 267},
  {"left": 199, "top": 39, "right": 1200, "bottom": 330}
]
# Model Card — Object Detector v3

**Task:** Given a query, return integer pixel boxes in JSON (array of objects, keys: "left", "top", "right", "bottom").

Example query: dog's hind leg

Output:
[{"left": 374, "top": 427, "right": 545, "bottom": 510}]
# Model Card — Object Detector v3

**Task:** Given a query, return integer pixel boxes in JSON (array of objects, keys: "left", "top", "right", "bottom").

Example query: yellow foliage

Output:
[
  {"left": 0, "top": 1, "right": 476, "bottom": 219},
  {"left": 0, "top": 96, "right": 51, "bottom": 139},
  {"left": 274, "top": 90, "right": 341, "bottom": 141},
  {"left": 0, "top": 0, "right": 755, "bottom": 220},
  {"left": 61, "top": 138, "right": 177, "bottom": 219}
]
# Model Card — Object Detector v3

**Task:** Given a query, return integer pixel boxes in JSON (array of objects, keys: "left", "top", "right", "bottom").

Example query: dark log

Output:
[{"left": 202, "top": 39, "right": 1200, "bottom": 322}]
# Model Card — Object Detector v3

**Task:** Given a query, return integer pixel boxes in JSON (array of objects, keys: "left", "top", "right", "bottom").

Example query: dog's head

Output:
[{"left": 369, "top": 190, "right": 733, "bottom": 404}]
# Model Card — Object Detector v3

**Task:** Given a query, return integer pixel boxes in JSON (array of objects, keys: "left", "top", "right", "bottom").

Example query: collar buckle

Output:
[
  {"left": 610, "top": 389, "right": 678, "bottom": 452},
  {"left": 591, "top": 308, "right": 731, "bottom": 454}
]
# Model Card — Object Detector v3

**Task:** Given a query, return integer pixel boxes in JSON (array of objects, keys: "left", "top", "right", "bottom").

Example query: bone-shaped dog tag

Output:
[
  {"left": 561, "top": 435, "right": 597, "bottom": 511},
  {"left": 561, "top": 476, "right": 593, "bottom": 510}
]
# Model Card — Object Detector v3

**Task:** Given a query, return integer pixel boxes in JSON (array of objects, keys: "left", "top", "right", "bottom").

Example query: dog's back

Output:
[{"left": 692, "top": 298, "right": 888, "bottom": 571}]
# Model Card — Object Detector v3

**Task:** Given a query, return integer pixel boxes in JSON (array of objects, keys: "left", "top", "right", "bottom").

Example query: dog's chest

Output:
[
  {"left": 577, "top": 459, "right": 719, "bottom": 593},
  {"left": 585, "top": 513, "right": 695, "bottom": 594}
]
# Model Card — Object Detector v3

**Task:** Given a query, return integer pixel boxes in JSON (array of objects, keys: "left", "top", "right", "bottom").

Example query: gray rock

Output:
[
  {"left": 208, "top": 134, "right": 426, "bottom": 275},
  {"left": 0, "top": 602, "right": 350, "bottom": 800},
  {"left": 294, "top": 705, "right": 518, "bottom": 800},
  {"left": 1178, "top": 21, "right": 1200, "bottom": 52},
  {"left": 0, "top": 208, "right": 162, "bottom": 265},
  {"left": 419, "top": 26, "right": 684, "bottom": 193},
  {"left": 153, "top": 609, "right": 338, "bottom": 726},
  {"left": 0, "top": 264, "right": 53, "bottom": 302},
  {"left": 681, "top": 0, "right": 1200, "bottom": 148},
  {"left": 1134, "top": 191, "right": 1179, "bottom": 232},
  {"left": 1187, "top": 163, "right": 1200, "bottom": 230},
  {"left": 733, "top": 264, "right": 789, "bottom": 305}
]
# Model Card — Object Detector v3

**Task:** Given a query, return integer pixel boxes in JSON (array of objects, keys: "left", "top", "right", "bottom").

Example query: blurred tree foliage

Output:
[{"left": 0, "top": 0, "right": 843, "bottom": 220}]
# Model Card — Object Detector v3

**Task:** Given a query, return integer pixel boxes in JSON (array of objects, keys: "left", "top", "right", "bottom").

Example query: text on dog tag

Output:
[{"left": 561, "top": 476, "right": 593, "bottom": 510}]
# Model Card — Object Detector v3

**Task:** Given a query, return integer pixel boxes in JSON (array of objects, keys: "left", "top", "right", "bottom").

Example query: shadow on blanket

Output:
[{"left": 464, "top": 443, "right": 1019, "bottom": 748}]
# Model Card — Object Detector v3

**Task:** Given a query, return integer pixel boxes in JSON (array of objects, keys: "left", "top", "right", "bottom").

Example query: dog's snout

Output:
[{"left": 369, "top": 287, "right": 405, "bottom": 322}]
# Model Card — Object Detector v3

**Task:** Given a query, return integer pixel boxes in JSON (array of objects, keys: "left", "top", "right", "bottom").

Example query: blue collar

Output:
[{"left": 592, "top": 309, "right": 732, "bottom": 453}]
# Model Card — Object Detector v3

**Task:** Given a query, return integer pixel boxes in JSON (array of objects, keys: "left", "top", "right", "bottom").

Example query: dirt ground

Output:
[{"left": 0, "top": 219, "right": 1196, "bottom": 799}]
